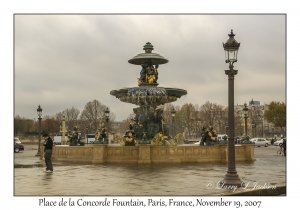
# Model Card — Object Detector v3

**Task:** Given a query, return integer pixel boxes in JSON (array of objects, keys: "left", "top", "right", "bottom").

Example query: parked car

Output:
[
  {"left": 250, "top": 138, "right": 269, "bottom": 147},
  {"left": 274, "top": 139, "right": 285, "bottom": 146},
  {"left": 14, "top": 137, "right": 24, "bottom": 153}
]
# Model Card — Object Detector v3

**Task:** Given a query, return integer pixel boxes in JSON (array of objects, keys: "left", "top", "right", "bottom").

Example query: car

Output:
[
  {"left": 274, "top": 138, "right": 285, "bottom": 146},
  {"left": 250, "top": 138, "right": 269, "bottom": 147},
  {"left": 14, "top": 137, "right": 24, "bottom": 153}
]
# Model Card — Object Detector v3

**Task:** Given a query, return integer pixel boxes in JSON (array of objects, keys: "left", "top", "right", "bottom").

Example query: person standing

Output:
[
  {"left": 43, "top": 133, "right": 53, "bottom": 173},
  {"left": 271, "top": 138, "right": 275, "bottom": 145},
  {"left": 282, "top": 138, "right": 286, "bottom": 156}
]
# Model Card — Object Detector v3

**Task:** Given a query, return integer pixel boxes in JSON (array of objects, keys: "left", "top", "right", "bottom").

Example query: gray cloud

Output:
[{"left": 14, "top": 14, "right": 286, "bottom": 121}]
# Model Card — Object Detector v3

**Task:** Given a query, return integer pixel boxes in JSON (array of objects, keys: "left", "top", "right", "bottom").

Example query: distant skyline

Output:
[{"left": 14, "top": 14, "right": 286, "bottom": 121}]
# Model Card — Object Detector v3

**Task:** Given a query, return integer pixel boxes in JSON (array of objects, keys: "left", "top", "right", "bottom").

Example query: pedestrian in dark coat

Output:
[
  {"left": 43, "top": 133, "right": 53, "bottom": 172},
  {"left": 282, "top": 138, "right": 286, "bottom": 156}
]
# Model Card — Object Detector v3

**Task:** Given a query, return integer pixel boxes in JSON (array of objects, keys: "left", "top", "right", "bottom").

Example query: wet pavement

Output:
[{"left": 14, "top": 144, "right": 286, "bottom": 196}]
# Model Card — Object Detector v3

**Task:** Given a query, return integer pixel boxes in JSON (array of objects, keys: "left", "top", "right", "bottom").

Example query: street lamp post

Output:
[
  {"left": 171, "top": 107, "right": 176, "bottom": 138},
  {"left": 86, "top": 126, "right": 89, "bottom": 144},
  {"left": 252, "top": 123, "right": 256, "bottom": 137},
  {"left": 35, "top": 105, "right": 42, "bottom": 157},
  {"left": 221, "top": 29, "right": 243, "bottom": 187},
  {"left": 61, "top": 114, "right": 67, "bottom": 145},
  {"left": 264, "top": 124, "right": 269, "bottom": 138},
  {"left": 105, "top": 107, "right": 110, "bottom": 143},
  {"left": 243, "top": 102, "right": 249, "bottom": 137}
]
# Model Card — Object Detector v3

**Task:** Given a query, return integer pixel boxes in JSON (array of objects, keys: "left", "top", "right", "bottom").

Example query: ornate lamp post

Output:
[
  {"left": 243, "top": 102, "right": 249, "bottom": 137},
  {"left": 252, "top": 123, "right": 256, "bottom": 137},
  {"left": 264, "top": 124, "right": 269, "bottom": 138},
  {"left": 221, "top": 29, "right": 243, "bottom": 187},
  {"left": 258, "top": 112, "right": 264, "bottom": 137},
  {"left": 104, "top": 107, "right": 110, "bottom": 142},
  {"left": 171, "top": 107, "right": 176, "bottom": 138},
  {"left": 85, "top": 126, "right": 89, "bottom": 144},
  {"left": 35, "top": 105, "right": 42, "bottom": 156}
]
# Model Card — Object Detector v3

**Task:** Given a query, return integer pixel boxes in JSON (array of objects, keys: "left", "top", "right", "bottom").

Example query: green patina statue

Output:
[
  {"left": 219, "top": 135, "right": 228, "bottom": 144},
  {"left": 68, "top": 126, "right": 84, "bottom": 146},
  {"left": 94, "top": 128, "right": 108, "bottom": 144},
  {"left": 122, "top": 106, "right": 171, "bottom": 145},
  {"left": 200, "top": 126, "right": 218, "bottom": 146},
  {"left": 241, "top": 136, "right": 253, "bottom": 144},
  {"left": 139, "top": 132, "right": 150, "bottom": 144}
]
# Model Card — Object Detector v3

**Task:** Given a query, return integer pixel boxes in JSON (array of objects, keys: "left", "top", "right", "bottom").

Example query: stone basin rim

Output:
[{"left": 110, "top": 86, "right": 187, "bottom": 96}]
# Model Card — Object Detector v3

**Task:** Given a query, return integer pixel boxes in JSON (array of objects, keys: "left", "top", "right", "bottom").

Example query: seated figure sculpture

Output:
[
  {"left": 241, "top": 136, "right": 253, "bottom": 144},
  {"left": 209, "top": 126, "right": 218, "bottom": 145},
  {"left": 70, "top": 126, "right": 79, "bottom": 146},
  {"left": 94, "top": 128, "right": 108, "bottom": 144},
  {"left": 125, "top": 131, "right": 136, "bottom": 146},
  {"left": 140, "top": 64, "right": 147, "bottom": 83},
  {"left": 147, "top": 74, "right": 156, "bottom": 84},
  {"left": 123, "top": 122, "right": 136, "bottom": 146},
  {"left": 200, "top": 126, "right": 218, "bottom": 146}
]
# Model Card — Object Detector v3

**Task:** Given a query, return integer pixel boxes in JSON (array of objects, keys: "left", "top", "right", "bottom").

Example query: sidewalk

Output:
[{"left": 14, "top": 144, "right": 286, "bottom": 196}]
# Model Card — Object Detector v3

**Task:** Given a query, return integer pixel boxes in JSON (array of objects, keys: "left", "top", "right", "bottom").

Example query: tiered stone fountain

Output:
[
  {"left": 110, "top": 42, "right": 187, "bottom": 145},
  {"left": 49, "top": 42, "right": 255, "bottom": 163}
]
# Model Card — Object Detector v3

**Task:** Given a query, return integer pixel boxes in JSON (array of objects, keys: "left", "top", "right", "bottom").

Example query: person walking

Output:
[
  {"left": 282, "top": 138, "right": 286, "bottom": 156},
  {"left": 43, "top": 133, "right": 53, "bottom": 173},
  {"left": 271, "top": 138, "right": 275, "bottom": 145}
]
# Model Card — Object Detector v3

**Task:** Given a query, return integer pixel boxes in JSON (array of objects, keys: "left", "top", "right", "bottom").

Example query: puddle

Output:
[{"left": 14, "top": 164, "right": 44, "bottom": 168}]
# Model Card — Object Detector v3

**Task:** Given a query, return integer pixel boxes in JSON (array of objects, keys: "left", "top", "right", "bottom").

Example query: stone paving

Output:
[{"left": 14, "top": 144, "right": 286, "bottom": 196}]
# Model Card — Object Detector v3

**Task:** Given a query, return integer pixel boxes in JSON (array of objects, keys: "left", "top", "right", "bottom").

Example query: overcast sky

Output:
[{"left": 14, "top": 14, "right": 286, "bottom": 121}]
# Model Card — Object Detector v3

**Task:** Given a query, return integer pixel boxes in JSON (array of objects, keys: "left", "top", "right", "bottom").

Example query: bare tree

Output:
[
  {"left": 175, "top": 103, "right": 196, "bottom": 138},
  {"left": 162, "top": 103, "right": 174, "bottom": 128},
  {"left": 54, "top": 112, "right": 64, "bottom": 134},
  {"left": 24, "top": 119, "right": 34, "bottom": 133},
  {"left": 80, "top": 99, "right": 107, "bottom": 133},
  {"left": 42, "top": 115, "right": 57, "bottom": 134},
  {"left": 63, "top": 107, "right": 80, "bottom": 130},
  {"left": 14, "top": 115, "right": 24, "bottom": 134}
]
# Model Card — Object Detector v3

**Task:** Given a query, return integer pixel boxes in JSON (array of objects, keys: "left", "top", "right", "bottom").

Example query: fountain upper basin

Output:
[{"left": 110, "top": 86, "right": 187, "bottom": 106}]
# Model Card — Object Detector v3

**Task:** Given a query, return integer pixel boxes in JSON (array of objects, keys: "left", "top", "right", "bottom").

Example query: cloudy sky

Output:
[{"left": 14, "top": 14, "right": 286, "bottom": 121}]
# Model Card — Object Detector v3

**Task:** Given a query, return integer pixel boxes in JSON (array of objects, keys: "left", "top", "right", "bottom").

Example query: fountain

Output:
[
  {"left": 110, "top": 42, "right": 187, "bottom": 145},
  {"left": 48, "top": 42, "right": 255, "bottom": 164}
]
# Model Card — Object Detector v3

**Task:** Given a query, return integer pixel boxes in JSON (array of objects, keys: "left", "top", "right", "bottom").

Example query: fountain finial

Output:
[{"left": 143, "top": 42, "right": 154, "bottom": 53}]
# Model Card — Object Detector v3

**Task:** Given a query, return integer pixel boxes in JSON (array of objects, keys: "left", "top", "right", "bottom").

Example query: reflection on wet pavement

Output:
[{"left": 14, "top": 145, "right": 286, "bottom": 196}]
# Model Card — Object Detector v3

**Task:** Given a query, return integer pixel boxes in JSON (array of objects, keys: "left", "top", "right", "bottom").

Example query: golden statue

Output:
[
  {"left": 126, "top": 132, "right": 134, "bottom": 143},
  {"left": 137, "top": 78, "right": 142, "bottom": 85},
  {"left": 147, "top": 74, "right": 156, "bottom": 83},
  {"left": 151, "top": 132, "right": 168, "bottom": 145}
]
